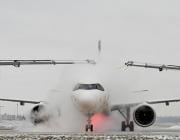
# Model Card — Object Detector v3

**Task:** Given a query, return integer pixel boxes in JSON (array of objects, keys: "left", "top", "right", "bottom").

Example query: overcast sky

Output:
[{"left": 0, "top": 0, "right": 180, "bottom": 117}]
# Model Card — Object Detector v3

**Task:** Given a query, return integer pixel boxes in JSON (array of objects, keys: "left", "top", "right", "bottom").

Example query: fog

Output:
[{"left": 0, "top": 0, "right": 180, "bottom": 132}]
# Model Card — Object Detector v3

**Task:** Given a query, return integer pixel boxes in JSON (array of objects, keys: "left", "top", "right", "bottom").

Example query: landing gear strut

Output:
[
  {"left": 118, "top": 107, "right": 134, "bottom": 131},
  {"left": 85, "top": 116, "right": 93, "bottom": 132}
]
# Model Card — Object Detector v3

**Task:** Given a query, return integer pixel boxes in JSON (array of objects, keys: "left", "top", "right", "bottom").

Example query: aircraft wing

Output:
[
  {"left": 147, "top": 99, "right": 180, "bottom": 106},
  {"left": 111, "top": 99, "right": 180, "bottom": 111},
  {"left": 0, "top": 98, "right": 40, "bottom": 106},
  {"left": 0, "top": 59, "right": 96, "bottom": 67},
  {"left": 125, "top": 61, "right": 180, "bottom": 71}
]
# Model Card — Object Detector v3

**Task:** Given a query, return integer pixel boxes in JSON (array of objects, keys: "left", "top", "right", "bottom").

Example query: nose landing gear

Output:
[
  {"left": 85, "top": 116, "right": 93, "bottom": 132},
  {"left": 85, "top": 124, "right": 93, "bottom": 132}
]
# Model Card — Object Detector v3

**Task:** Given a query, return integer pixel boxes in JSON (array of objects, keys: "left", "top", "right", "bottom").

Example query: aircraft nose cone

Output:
[
  {"left": 78, "top": 90, "right": 101, "bottom": 102},
  {"left": 75, "top": 90, "right": 103, "bottom": 110}
]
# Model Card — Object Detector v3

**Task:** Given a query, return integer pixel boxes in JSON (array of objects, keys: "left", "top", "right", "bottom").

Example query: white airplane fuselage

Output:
[{"left": 72, "top": 83, "right": 109, "bottom": 117}]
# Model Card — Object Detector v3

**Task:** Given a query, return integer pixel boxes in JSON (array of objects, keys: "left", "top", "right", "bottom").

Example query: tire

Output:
[
  {"left": 129, "top": 121, "right": 134, "bottom": 131},
  {"left": 121, "top": 121, "right": 126, "bottom": 131},
  {"left": 85, "top": 125, "right": 88, "bottom": 132},
  {"left": 90, "top": 124, "right": 93, "bottom": 132}
]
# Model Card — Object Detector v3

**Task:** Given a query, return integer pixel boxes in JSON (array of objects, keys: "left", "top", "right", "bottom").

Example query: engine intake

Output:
[
  {"left": 133, "top": 105, "right": 156, "bottom": 127},
  {"left": 30, "top": 104, "right": 50, "bottom": 125}
]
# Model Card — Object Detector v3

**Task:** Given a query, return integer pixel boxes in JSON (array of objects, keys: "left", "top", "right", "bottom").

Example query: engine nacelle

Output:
[
  {"left": 133, "top": 105, "right": 156, "bottom": 127},
  {"left": 30, "top": 103, "right": 50, "bottom": 125}
]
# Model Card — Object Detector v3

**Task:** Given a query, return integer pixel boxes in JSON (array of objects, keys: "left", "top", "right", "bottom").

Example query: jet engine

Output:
[
  {"left": 30, "top": 103, "right": 51, "bottom": 125},
  {"left": 133, "top": 105, "right": 156, "bottom": 127}
]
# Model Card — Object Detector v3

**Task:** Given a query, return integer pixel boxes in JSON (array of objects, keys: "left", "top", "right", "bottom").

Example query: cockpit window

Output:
[{"left": 73, "top": 83, "right": 104, "bottom": 91}]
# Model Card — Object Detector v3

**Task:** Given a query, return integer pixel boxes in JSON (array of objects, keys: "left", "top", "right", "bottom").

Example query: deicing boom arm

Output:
[
  {"left": 0, "top": 59, "right": 96, "bottom": 67},
  {"left": 125, "top": 61, "right": 180, "bottom": 71}
]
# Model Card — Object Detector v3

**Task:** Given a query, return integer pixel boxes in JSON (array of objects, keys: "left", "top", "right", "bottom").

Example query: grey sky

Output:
[{"left": 0, "top": 0, "right": 180, "bottom": 117}]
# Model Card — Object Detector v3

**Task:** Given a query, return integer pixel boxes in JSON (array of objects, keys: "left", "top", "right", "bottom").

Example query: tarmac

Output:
[
  {"left": 0, "top": 120, "right": 180, "bottom": 139},
  {"left": 0, "top": 131, "right": 180, "bottom": 140}
]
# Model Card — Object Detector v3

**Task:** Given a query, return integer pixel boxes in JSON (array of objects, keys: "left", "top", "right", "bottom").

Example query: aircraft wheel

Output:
[
  {"left": 85, "top": 125, "right": 88, "bottom": 132},
  {"left": 121, "top": 121, "right": 126, "bottom": 131},
  {"left": 90, "top": 124, "right": 93, "bottom": 132},
  {"left": 129, "top": 121, "right": 134, "bottom": 132}
]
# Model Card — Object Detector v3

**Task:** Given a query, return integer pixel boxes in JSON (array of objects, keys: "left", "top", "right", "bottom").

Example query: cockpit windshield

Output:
[{"left": 73, "top": 83, "right": 104, "bottom": 91}]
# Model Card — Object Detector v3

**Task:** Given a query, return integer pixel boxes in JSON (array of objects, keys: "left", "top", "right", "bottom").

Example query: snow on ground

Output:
[
  {"left": 0, "top": 133, "right": 179, "bottom": 140},
  {"left": 0, "top": 120, "right": 180, "bottom": 139}
]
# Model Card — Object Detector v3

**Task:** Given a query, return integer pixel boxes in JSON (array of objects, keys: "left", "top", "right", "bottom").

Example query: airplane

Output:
[
  {"left": 0, "top": 49, "right": 180, "bottom": 131},
  {"left": 0, "top": 82, "right": 180, "bottom": 132}
]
